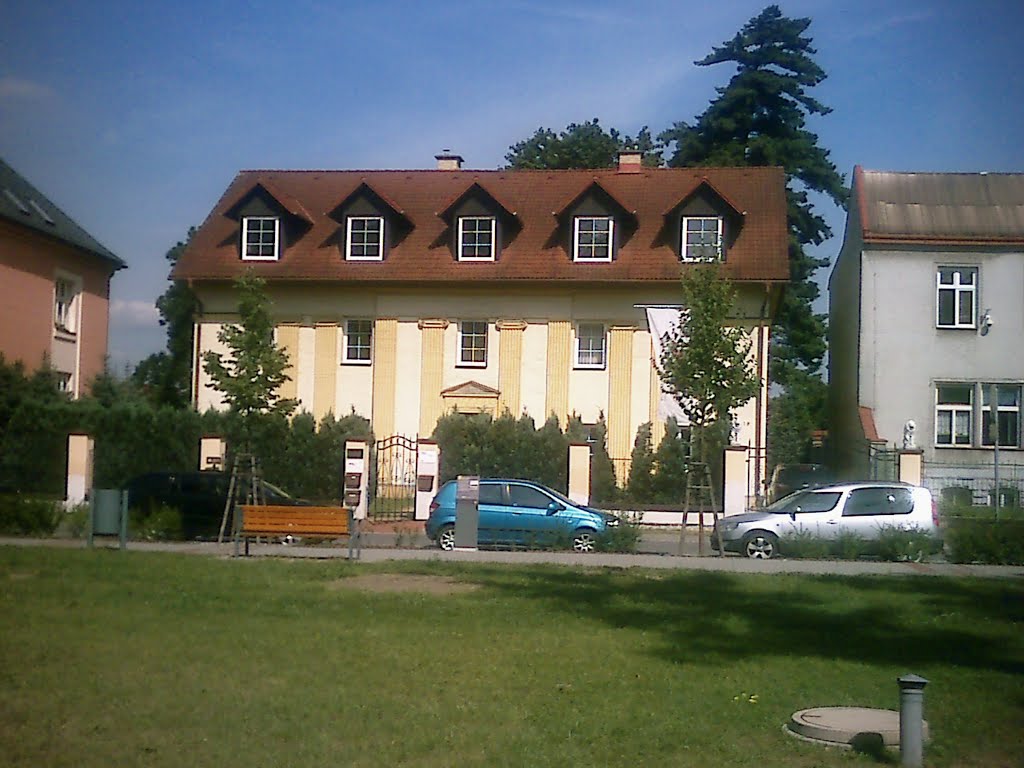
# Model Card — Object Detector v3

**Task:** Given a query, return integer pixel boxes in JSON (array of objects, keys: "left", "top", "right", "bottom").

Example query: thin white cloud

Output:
[
  {"left": 110, "top": 299, "right": 159, "bottom": 327},
  {"left": 832, "top": 11, "right": 936, "bottom": 42},
  {"left": 0, "top": 75, "right": 58, "bottom": 104},
  {"left": 502, "top": 1, "right": 630, "bottom": 25}
]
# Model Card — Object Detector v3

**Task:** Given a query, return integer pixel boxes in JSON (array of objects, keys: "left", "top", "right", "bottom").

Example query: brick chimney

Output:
[
  {"left": 435, "top": 150, "right": 464, "bottom": 170},
  {"left": 617, "top": 149, "right": 643, "bottom": 173}
]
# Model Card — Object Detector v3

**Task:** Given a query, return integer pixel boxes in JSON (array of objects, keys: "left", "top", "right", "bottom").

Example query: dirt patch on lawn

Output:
[{"left": 329, "top": 573, "right": 479, "bottom": 595}]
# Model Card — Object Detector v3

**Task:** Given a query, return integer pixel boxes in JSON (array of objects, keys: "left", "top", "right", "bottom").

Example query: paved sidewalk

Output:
[{"left": 2, "top": 536, "right": 1021, "bottom": 579}]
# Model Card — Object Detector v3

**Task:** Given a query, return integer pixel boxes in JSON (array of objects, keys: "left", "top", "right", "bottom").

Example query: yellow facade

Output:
[{"left": 193, "top": 284, "right": 772, "bottom": 487}]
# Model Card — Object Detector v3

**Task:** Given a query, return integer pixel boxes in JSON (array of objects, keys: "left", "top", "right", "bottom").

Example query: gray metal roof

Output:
[
  {"left": 0, "top": 157, "right": 125, "bottom": 268},
  {"left": 857, "top": 167, "right": 1024, "bottom": 242}
]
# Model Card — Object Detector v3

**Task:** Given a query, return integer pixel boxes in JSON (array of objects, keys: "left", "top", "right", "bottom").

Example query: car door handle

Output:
[{"left": 826, "top": 520, "right": 839, "bottom": 525}]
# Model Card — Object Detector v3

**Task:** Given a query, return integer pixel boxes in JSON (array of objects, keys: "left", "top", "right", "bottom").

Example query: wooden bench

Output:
[{"left": 237, "top": 505, "right": 352, "bottom": 556}]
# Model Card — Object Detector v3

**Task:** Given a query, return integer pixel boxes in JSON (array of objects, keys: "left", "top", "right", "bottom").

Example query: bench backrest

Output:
[{"left": 239, "top": 505, "right": 350, "bottom": 536}]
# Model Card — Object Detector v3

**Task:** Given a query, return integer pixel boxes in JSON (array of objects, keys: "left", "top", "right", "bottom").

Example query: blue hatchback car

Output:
[{"left": 425, "top": 478, "right": 618, "bottom": 552}]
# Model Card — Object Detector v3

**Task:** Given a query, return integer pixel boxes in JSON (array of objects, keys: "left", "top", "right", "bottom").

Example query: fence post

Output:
[
  {"left": 414, "top": 440, "right": 440, "bottom": 521},
  {"left": 898, "top": 449, "right": 924, "bottom": 486},
  {"left": 199, "top": 435, "right": 227, "bottom": 472},
  {"left": 723, "top": 445, "right": 749, "bottom": 517},
  {"left": 66, "top": 433, "right": 94, "bottom": 508},
  {"left": 568, "top": 442, "right": 591, "bottom": 505}
]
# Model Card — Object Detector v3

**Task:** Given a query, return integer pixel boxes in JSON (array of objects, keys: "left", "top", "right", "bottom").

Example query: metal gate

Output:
[
  {"left": 369, "top": 434, "right": 418, "bottom": 521},
  {"left": 867, "top": 442, "right": 898, "bottom": 481}
]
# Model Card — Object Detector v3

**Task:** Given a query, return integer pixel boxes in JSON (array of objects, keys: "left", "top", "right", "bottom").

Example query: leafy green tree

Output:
[
  {"left": 506, "top": 119, "right": 661, "bottom": 169},
  {"left": 202, "top": 273, "right": 296, "bottom": 441},
  {"left": 660, "top": 5, "right": 846, "bottom": 385},
  {"left": 767, "top": 368, "right": 828, "bottom": 470},
  {"left": 133, "top": 228, "right": 200, "bottom": 408},
  {"left": 660, "top": 268, "right": 759, "bottom": 437}
]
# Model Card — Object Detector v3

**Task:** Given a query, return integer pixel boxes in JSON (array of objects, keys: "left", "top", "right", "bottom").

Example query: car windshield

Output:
[{"left": 766, "top": 489, "right": 841, "bottom": 514}]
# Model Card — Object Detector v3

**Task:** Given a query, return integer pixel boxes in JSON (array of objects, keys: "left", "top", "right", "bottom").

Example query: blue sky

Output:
[{"left": 2, "top": 0, "right": 1022, "bottom": 372}]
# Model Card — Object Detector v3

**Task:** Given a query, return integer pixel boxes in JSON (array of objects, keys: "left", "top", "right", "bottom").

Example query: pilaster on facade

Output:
[
  {"left": 372, "top": 318, "right": 398, "bottom": 437},
  {"left": 418, "top": 318, "right": 448, "bottom": 435},
  {"left": 607, "top": 325, "right": 635, "bottom": 483},
  {"left": 276, "top": 324, "right": 300, "bottom": 403},
  {"left": 545, "top": 319, "right": 571, "bottom": 427},
  {"left": 313, "top": 323, "right": 338, "bottom": 421},
  {"left": 497, "top": 319, "right": 527, "bottom": 416}
]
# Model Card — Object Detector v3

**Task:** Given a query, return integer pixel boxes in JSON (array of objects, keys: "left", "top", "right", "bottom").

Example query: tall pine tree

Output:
[
  {"left": 660, "top": 5, "right": 846, "bottom": 385},
  {"left": 132, "top": 227, "right": 200, "bottom": 407}
]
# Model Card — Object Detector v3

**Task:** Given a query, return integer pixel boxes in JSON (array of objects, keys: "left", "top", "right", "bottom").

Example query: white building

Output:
[{"left": 829, "top": 167, "right": 1024, "bottom": 498}]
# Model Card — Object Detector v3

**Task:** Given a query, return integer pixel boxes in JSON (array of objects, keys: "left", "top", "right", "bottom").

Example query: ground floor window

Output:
[{"left": 936, "top": 382, "right": 1022, "bottom": 448}]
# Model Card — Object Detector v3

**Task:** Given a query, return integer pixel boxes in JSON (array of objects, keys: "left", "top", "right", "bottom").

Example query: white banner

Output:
[{"left": 645, "top": 307, "right": 689, "bottom": 425}]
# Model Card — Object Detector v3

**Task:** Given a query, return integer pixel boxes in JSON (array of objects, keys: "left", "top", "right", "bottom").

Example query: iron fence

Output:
[{"left": 922, "top": 461, "right": 1024, "bottom": 508}]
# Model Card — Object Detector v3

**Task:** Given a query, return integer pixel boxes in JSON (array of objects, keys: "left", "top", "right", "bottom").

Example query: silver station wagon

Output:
[{"left": 712, "top": 482, "right": 939, "bottom": 559}]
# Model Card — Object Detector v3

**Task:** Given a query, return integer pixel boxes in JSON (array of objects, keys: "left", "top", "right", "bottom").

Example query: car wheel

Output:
[
  {"left": 437, "top": 524, "right": 456, "bottom": 551},
  {"left": 571, "top": 528, "right": 598, "bottom": 553},
  {"left": 742, "top": 531, "right": 778, "bottom": 559}
]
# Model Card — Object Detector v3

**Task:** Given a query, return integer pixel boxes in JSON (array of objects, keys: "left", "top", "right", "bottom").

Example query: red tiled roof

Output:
[
  {"left": 859, "top": 406, "right": 881, "bottom": 442},
  {"left": 174, "top": 166, "right": 788, "bottom": 284}
]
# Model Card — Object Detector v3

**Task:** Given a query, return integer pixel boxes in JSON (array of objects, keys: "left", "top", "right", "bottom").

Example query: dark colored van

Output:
[
  {"left": 765, "top": 464, "right": 833, "bottom": 504},
  {"left": 123, "top": 471, "right": 309, "bottom": 540}
]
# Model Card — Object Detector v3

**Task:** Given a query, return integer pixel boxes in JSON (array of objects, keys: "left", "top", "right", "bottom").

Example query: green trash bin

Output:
[{"left": 89, "top": 489, "right": 128, "bottom": 549}]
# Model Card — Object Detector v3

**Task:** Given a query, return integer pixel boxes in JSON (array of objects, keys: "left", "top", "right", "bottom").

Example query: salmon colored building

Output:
[{"left": 0, "top": 158, "right": 125, "bottom": 397}]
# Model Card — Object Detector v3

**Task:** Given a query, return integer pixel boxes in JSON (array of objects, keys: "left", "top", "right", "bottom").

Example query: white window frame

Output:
[
  {"left": 346, "top": 216, "right": 384, "bottom": 261},
  {"left": 936, "top": 267, "right": 977, "bottom": 329},
  {"left": 573, "top": 216, "right": 614, "bottom": 262},
  {"left": 457, "top": 217, "right": 495, "bottom": 261},
  {"left": 982, "top": 384, "right": 1021, "bottom": 448},
  {"left": 935, "top": 383, "right": 974, "bottom": 447},
  {"left": 343, "top": 319, "right": 373, "bottom": 365},
  {"left": 457, "top": 320, "right": 488, "bottom": 367},
  {"left": 574, "top": 322, "right": 607, "bottom": 369},
  {"left": 681, "top": 216, "right": 723, "bottom": 262},
  {"left": 241, "top": 216, "right": 280, "bottom": 261},
  {"left": 54, "top": 275, "right": 80, "bottom": 334}
]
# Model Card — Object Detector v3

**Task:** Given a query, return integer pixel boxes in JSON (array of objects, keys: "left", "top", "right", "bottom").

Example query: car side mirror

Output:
[{"left": 547, "top": 501, "right": 562, "bottom": 515}]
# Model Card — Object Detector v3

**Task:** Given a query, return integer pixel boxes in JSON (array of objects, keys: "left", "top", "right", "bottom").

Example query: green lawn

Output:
[{"left": 1, "top": 547, "right": 1021, "bottom": 767}]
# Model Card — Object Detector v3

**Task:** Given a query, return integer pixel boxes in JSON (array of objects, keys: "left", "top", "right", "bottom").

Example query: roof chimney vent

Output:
[
  {"left": 435, "top": 150, "right": 464, "bottom": 171},
  {"left": 617, "top": 149, "right": 643, "bottom": 174}
]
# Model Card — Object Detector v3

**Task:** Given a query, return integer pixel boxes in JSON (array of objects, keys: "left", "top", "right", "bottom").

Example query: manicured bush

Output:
[
  {"left": 433, "top": 411, "right": 571, "bottom": 491},
  {"left": 943, "top": 513, "right": 1024, "bottom": 565}
]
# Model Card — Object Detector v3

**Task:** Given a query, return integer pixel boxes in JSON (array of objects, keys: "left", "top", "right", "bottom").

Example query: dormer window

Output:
[
  {"left": 347, "top": 216, "right": 384, "bottom": 260},
  {"left": 574, "top": 216, "right": 614, "bottom": 262},
  {"left": 242, "top": 216, "right": 280, "bottom": 261},
  {"left": 681, "top": 216, "right": 723, "bottom": 261},
  {"left": 458, "top": 217, "right": 495, "bottom": 260}
]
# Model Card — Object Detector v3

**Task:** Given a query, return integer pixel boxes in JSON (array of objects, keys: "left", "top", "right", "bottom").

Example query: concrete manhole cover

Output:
[{"left": 787, "top": 707, "right": 929, "bottom": 747}]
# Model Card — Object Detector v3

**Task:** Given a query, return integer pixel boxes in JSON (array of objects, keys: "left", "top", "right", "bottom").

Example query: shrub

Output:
[
  {"left": 597, "top": 511, "right": 643, "bottom": 553},
  {"left": 130, "top": 503, "right": 184, "bottom": 541},
  {"left": 875, "top": 525, "right": 942, "bottom": 562},
  {"left": 943, "top": 516, "right": 1024, "bottom": 565},
  {"left": 62, "top": 504, "right": 91, "bottom": 539},
  {"left": 832, "top": 530, "right": 868, "bottom": 560},
  {"left": 779, "top": 528, "right": 831, "bottom": 559},
  {"left": 0, "top": 494, "right": 62, "bottom": 535}
]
